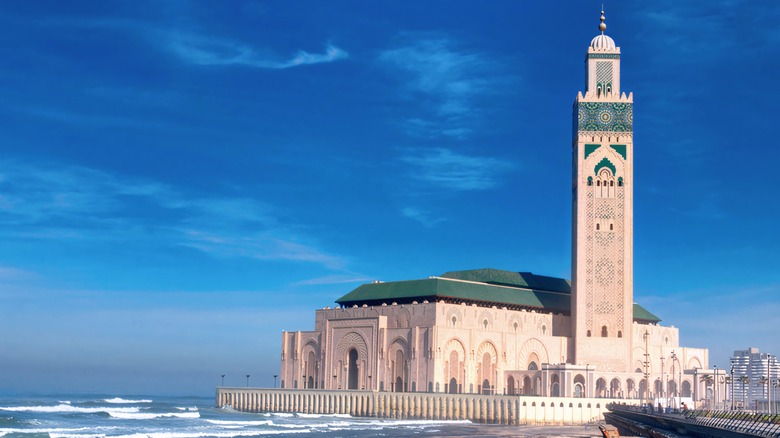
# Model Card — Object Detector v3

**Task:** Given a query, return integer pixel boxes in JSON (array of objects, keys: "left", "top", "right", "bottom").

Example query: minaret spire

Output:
[{"left": 599, "top": 8, "right": 607, "bottom": 34}]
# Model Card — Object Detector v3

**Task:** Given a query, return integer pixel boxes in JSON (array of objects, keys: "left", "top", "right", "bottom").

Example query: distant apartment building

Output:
[{"left": 730, "top": 348, "right": 780, "bottom": 410}]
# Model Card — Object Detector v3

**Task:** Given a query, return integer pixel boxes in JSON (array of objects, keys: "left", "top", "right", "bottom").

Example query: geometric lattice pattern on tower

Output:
[{"left": 584, "top": 185, "right": 625, "bottom": 333}]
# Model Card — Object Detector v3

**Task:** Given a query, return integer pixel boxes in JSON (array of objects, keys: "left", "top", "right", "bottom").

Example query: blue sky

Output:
[{"left": 1, "top": 1, "right": 778, "bottom": 396}]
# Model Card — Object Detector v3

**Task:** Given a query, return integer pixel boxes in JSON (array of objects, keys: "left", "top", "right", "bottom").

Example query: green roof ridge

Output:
[{"left": 334, "top": 268, "right": 661, "bottom": 324}]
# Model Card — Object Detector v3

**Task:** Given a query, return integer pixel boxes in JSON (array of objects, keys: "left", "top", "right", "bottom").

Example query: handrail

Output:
[{"left": 607, "top": 404, "right": 780, "bottom": 437}]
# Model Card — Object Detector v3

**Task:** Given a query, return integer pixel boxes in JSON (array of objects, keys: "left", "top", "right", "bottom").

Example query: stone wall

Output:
[{"left": 215, "top": 387, "right": 638, "bottom": 426}]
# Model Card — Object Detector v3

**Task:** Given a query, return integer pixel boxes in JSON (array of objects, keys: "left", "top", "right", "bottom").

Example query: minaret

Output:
[{"left": 571, "top": 10, "right": 634, "bottom": 372}]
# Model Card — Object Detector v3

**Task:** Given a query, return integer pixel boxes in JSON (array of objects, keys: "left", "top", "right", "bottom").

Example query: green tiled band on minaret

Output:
[{"left": 576, "top": 102, "right": 633, "bottom": 132}]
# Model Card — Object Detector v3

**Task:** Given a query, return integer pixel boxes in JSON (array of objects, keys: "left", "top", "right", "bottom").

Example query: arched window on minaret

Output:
[
  {"left": 595, "top": 168, "right": 616, "bottom": 198},
  {"left": 601, "top": 326, "right": 608, "bottom": 337}
]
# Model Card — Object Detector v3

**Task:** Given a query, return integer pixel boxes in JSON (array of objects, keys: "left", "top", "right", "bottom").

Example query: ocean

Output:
[{"left": 0, "top": 394, "right": 601, "bottom": 438}]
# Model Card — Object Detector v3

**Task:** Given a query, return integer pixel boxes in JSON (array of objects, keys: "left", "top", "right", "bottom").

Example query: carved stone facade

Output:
[{"left": 281, "top": 297, "right": 708, "bottom": 402}]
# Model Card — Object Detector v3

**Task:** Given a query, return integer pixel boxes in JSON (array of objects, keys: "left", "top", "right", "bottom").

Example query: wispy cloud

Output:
[
  {"left": 400, "top": 207, "right": 446, "bottom": 227},
  {"left": 40, "top": 16, "right": 348, "bottom": 70},
  {"left": 291, "top": 274, "right": 373, "bottom": 287},
  {"left": 167, "top": 33, "right": 348, "bottom": 69},
  {"left": 0, "top": 160, "right": 345, "bottom": 269},
  {"left": 0, "top": 266, "right": 37, "bottom": 282},
  {"left": 379, "top": 36, "right": 505, "bottom": 139},
  {"left": 399, "top": 147, "right": 513, "bottom": 191}
]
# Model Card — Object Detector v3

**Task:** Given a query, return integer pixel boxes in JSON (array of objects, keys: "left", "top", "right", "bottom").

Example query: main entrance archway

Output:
[{"left": 347, "top": 349, "right": 359, "bottom": 390}]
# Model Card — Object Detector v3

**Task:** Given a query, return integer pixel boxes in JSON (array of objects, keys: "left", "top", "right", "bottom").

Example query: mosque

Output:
[{"left": 279, "top": 12, "right": 712, "bottom": 404}]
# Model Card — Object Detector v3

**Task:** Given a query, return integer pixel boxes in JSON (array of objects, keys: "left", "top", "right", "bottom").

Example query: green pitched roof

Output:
[
  {"left": 335, "top": 268, "right": 662, "bottom": 324},
  {"left": 632, "top": 303, "right": 661, "bottom": 323},
  {"left": 336, "top": 277, "right": 570, "bottom": 312},
  {"left": 439, "top": 268, "right": 571, "bottom": 293}
]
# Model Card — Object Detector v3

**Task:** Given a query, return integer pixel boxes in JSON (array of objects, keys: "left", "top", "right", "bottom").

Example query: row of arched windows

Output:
[{"left": 586, "top": 326, "right": 623, "bottom": 338}]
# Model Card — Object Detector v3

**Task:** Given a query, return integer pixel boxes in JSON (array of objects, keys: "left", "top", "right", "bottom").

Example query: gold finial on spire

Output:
[{"left": 599, "top": 7, "right": 607, "bottom": 33}]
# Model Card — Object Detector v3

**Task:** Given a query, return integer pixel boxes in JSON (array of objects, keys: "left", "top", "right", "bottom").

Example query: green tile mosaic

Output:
[{"left": 576, "top": 102, "right": 633, "bottom": 132}]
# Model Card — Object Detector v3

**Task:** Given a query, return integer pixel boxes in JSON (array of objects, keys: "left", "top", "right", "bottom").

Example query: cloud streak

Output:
[
  {"left": 167, "top": 34, "right": 348, "bottom": 69},
  {"left": 379, "top": 36, "right": 506, "bottom": 139},
  {"left": 400, "top": 207, "right": 446, "bottom": 228},
  {"left": 0, "top": 160, "right": 345, "bottom": 269},
  {"left": 399, "top": 147, "right": 513, "bottom": 191}
]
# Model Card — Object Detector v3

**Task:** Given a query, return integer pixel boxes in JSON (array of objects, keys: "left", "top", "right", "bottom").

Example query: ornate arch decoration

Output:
[
  {"left": 517, "top": 338, "right": 550, "bottom": 369},
  {"left": 596, "top": 319, "right": 613, "bottom": 337},
  {"left": 594, "top": 157, "right": 616, "bottom": 176},
  {"left": 477, "top": 310, "right": 494, "bottom": 330},
  {"left": 303, "top": 339, "right": 320, "bottom": 360},
  {"left": 335, "top": 331, "right": 368, "bottom": 362},
  {"left": 394, "top": 307, "right": 412, "bottom": 328},
  {"left": 445, "top": 338, "right": 466, "bottom": 360},
  {"left": 445, "top": 308, "right": 463, "bottom": 328},
  {"left": 476, "top": 340, "right": 498, "bottom": 364},
  {"left": 389, "top": 336, "right": 409, "bottom": 356},
  {"left": 661, "top": 329, "right": 673, "bottom": 346},
  {"left": 687, "top": 356, "right": 703, "bottom": 370},
  {"left": 508, "top": 315, "right": 523, "bottom": 333}
]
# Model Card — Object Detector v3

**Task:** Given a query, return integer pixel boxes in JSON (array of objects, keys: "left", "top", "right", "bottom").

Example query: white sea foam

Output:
[
  {"left": 107, "top": 411, "right": 200, "bottom": 420},
  {"left": 109, "top": 429, "right": 310, "bottom": 438},
  {"left": 0, "top": 404, "right": 140, "bottom": 415},
  {"left": 363, "top": 418, "right": 472, "bottom": 426},
  {"left": 269, "top": 412, "right": 294, "bottom": 417},
  {"left": 103, "top": 397, "right": 153, "bottom": 404},
  {"left": 0, "top": 427, "right": 94, "bottom": 438},
  {"left": 50, "top": 434, "right": 107, "bottom": 438},
  {"left": 206, "top": 419, "right": 273, "bottom": 426},
  {"left": 175, "top": 406, "right": 198, "bottom": 411},
  {"left": 295, "top": 413, "right": 352, "bottom": 418}
]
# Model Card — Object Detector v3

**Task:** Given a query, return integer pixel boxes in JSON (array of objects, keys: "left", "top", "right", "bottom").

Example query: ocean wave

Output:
[
  {"left": 0, "top": 427, "right": 94, "bottom": 438},
  {"left": 363, "top": 419, "right": 472, "bottom": 426},
  {"left": 174, "top": 407, "right": 198, "bottom": 411},
  {"left": 103, "top": 398, "right": 153, "bottom": 404},
  {"left": 106, "top": 411, "right": 200, "bottom": 420},
  {"left": 294, "top": 413, "right": 352, "bottom": 419},
  {"left": 107, "top": 429, "right": 310, "bottom": 438},
  {"left": 206, "top": 419, "right": 273, "bottom": 426},
  {"left": 0, "top": 404, "right": 140, "bottom": 415}
]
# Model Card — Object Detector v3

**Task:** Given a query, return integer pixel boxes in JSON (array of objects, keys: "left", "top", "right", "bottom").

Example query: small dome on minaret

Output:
[{"left": 590, "top": 9, "right": 616, "bottom": 51}]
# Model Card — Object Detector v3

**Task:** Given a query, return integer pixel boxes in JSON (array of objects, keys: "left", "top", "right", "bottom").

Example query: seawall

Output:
[{"left": 215, "top": 387, "right": 637, "bottom": 425}]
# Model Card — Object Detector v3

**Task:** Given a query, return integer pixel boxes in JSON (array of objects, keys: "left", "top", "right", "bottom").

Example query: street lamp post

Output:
[
  {"left": 670, "top": 351, "right": 677, "bottom": 410},
  {"left": 302, "top": 375, "right": 307, "bottom": 389},
  {"left": 586, "top": 364, "right": 589, "bottom": 399},
  {"left": 767, "top": 355, "right": 773, "bottom": 415},
  {"left": 246, "top": 374, "right": 250, "bottom": 387},
  {"left": 273, "top": 374, "right": 278, "bottom": 388},
  {"left": 730, "top": 362, "right": 734, "bottom": 410},
  {"left": 714, "top": 366, "right": 718, "bottom": 410},
  {"left": 661, "top": 356, "right": 666, "bottom": 407},
  {"left": 221, "top": 374, "right": 225, "bottom": 387},
  {"left": 643, "top": 331, "right": 650, "bottom": 409}
]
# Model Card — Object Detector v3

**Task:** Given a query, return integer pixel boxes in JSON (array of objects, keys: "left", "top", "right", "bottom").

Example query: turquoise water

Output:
[{"left": 0, "top": 394, "right": 558, "bottom": 438}]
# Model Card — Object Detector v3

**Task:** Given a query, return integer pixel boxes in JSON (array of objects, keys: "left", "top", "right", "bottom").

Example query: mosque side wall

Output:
[
  {"left": 215, "top": 387, "right": 636, "bottom": 426},
  {"left": 281, "top": 301, "right": 704, "bottom": 403}
]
